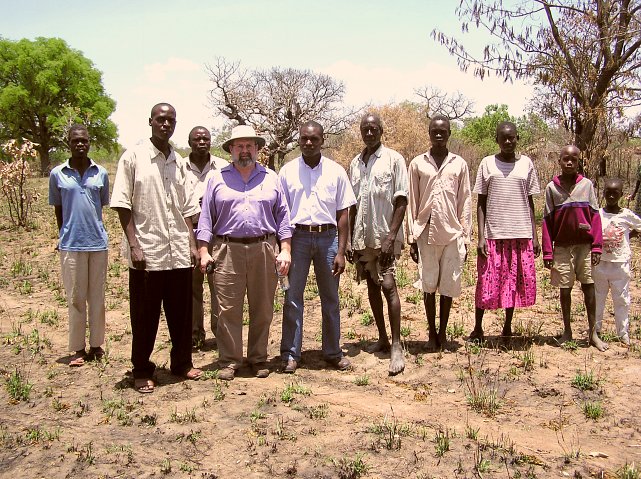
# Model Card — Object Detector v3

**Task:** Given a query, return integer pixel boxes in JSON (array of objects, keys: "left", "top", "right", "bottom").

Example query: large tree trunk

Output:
[{"left": 37, "top": 143, "right": 50, "bottom": 176}]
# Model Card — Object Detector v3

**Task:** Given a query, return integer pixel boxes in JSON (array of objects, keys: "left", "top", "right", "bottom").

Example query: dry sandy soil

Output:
[{"left": 1, "top": 172, "right": 641, "bottom": 479}]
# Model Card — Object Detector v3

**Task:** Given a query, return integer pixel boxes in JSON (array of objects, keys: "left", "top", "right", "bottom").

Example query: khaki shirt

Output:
[
  {"left": 185, "top": 154, "right": 229, "bottom": 209},
  {"left": 349, "top": 145, "right": 408, "bottom": 252},
  {"left": 407, "top": 151, "right": 472, "bottom": 245},
  {"left": 111, "top": 140, "right": 199, "bottom": 270}
]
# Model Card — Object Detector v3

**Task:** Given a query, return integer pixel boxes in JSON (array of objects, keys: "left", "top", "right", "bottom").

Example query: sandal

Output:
[
  {"left": 69, "top": 350, "right": 87, "bottom": 367},
  {"left": 134, "top": 378, "right": 155, "bottom": 394},
  {"left": 182, "top": 368, "right": 202, "bottom": 380},
  {"left": 88, "top": 347, "right": 105, "bottom": 361}
]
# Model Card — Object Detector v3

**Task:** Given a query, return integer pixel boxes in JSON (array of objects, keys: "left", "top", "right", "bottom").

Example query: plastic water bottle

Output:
[{"left": 277, "top": 271, "right": 290, "bottom": 291}]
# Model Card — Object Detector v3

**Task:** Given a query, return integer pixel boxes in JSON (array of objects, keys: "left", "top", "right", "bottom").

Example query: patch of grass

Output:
[
  {"left": 24, "top": 426, "right": 60, "bottom": 443},
  {"left": 520, "top": 349, "right": 535, "bottom": 372},
  {"left": 11, "top": 258, "right": 32, "bottom": 277},
  {"left": 140, "top": 414, "right": 157, "bottom": 427},
  {"left": 38, "top": 309, "right": 60, "bottom": 326},
  {"left": 582, "top": 401, "right": 604, "bottom": 420},
  {"left": 335, "top": 453, "right": 368, "bottom": 479},
  {"left": 463, "top": 355, "right": 503, "bottom": 416},
  {"left": 395, "top": 261, "right": 411, "bottom": 288},
  {"left": 561, "top": 340, "right": 579, "bottom": 352},
  {"left": 465, "top": 424, "right": 479, "bottom": 441},
  {"left": 170, "top": 407, "right": 198, "bottom": 424},
  {"left": 307, "top": 403, "right": 329, "bottom": 419},
  {"left": 571, "top": 369, "right": 598, "bottom": 391},
  {"left": 400, "top": 324, "right": 411, "bottom": 338},
  {"left": 405, "top": 289, "right": 423, "bottom": 305},
  {"left": 599, "top": 330, "right": 619, "bottom": 343},
  {"left": 281, "top": 381, "right": 311, "bottom": 404},
  {"left": 19, "top": 279, "right": 33, "bottom": 295},
  {"left": 368, "top": 411, "right": 411, "bottom": 450},
  {"left": 345, "top": 329, "right": 357, "bottom": 340},
  {"left": 5, "top": 369, "right": 32, "bottom": 402},
  {"left": 447, "top": 321, "right": 465, "bottom": 341},
  {"left": 616, "top": 462, "right": 640, "bottom": 479},
  {"left": 360, "top": 311, "right": 374, "bottom": 326},
  {"left": 160, "top": 457, "right": 171, "bottom": 474},
  {"left": 102, "top": 397, "right": 134, "bottom": 426},
  {"left": 354, "top": 375, "right": 369, "bottom": 386},
  {"left": 434, "top": 428, "right": 450, "bottom": 457}
]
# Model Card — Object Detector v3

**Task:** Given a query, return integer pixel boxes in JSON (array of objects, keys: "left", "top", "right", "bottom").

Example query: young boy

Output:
[
  {"left": 542, "top": 145, "right": 607, "bottom": 351},
  {"left": 593, "top": 177, "right": 641, "bottom": 345}
]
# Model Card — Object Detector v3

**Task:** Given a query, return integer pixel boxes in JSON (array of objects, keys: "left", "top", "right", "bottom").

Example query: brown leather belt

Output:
[
  {"left": 295, "top": 224, "right": 336, "bottom": 233},
  {"left": 216, "top": 234, "right": 272, "bottom": 244}
]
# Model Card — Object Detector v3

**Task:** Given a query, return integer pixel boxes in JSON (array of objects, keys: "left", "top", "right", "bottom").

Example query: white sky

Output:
[{"left": 0, "top": 0, "right": 535, "bottom": 148}]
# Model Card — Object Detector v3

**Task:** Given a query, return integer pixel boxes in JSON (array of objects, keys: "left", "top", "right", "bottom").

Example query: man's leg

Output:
[
  {"left": 60, "top": 251, "right": 88, "bottom": 354},
  {"left": 129, "top": 269, "right": 162, "bottom": 379},
  {"left": 502, "top": 307, "right": 515, "bottom": 337},
  {"left": 592, "top": 263, "right": 609, "bottom": 334},
  {"left": 191, "top": 267, "right": 206, "bottom": 346},
  {"left": 164, "top": 267, "right": 198, "bottom": 376},
  {"left": 281, "top": 231, "right": 312, "bottom": 365},
  {"left": 610, "top": 262, "right": 631, "bottom": 342},
  {"left": 246, "top": 240, "right": 278, "bottom": 372},
  {"left": 312, "top": 231, "right": 342, "bottom": 362},
  {"left": 423, "top": 293, "right": 439, "bottom": 350},
  {"left": 365, "top": 274, "right": 390, "bottom": 352},
  {"left": 86, "top": 250, "right": 107, "bottom": 350},
  {"left": 438, "top": 295, "right": 453, "bottom": 346},
  {"left": 381, "top": 273, "right": 404, "bottom": 375},
  {"left": 559, "top": 287, "right": 573, "bottom": 343},
  {"left": 582, "top": 283, "right": 608, "bottom": 351},
  {"left": 207, "top": 272, "right": 219, "bottom": 338},
  {"left": 470, "top": 308, "right": 485, "bottom": 341}
]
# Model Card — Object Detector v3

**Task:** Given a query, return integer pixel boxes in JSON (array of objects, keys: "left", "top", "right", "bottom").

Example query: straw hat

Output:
[{"left": 222, "top": 125, "right": 266, "bottom": 153}]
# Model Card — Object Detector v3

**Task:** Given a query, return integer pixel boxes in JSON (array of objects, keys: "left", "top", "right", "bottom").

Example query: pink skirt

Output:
[{"left": 475, "top": 239, "right": 536, "bottom": 310}]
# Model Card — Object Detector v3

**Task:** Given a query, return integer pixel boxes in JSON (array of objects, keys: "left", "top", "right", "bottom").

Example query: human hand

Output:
[
  {"left": 380, "top": 235, "right": 395, "bottom": 267},
  {"left": 276, "top": 250, "right": 291, "bottom": 275},
  {"left": 532, "top": 239, "right": 541, "bottom": 258},
  {"left": 477, "top": 238, "right": 488, "bottom": 258},
  {"left": 591, "top": 252, "right": 601, "bottom": 266},
  {"left": 409, "top": 243, "right": 419, "bottom": 264},
  {"left": 190, "top": 246, "right": 200, "bottom": 268},
  {"left": 345, "top": 243, "right": 354, "bottom": 264},
  {"left": 130, "top": 246, "right": 146, "bottom": 270},
  {"left": 332, "top": 253, "right": 346, "bottom": 277},
  {"left": 200, "top": 252, "right": 213, "bottom": 274},
  {"left": 543, "top": 259, "right": 553, "bottom": 269}
]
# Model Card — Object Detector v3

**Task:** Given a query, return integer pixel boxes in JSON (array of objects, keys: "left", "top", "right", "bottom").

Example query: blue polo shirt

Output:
[{"left": 48, "top": 159, "right": 109, "bottom": 251}]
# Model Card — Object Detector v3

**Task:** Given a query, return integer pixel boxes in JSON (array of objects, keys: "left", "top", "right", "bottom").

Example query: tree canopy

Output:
[
  {"left": 206, "top": 58, "right": 356, "bottom": 170},
  {"left": 0, "top": 37, "right": 117, "bottom": 174},
  {"left": 433, "top": 0, "right": 641, "bottom": 176}
]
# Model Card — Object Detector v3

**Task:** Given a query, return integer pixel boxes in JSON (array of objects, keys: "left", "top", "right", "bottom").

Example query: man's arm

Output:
[
  {"left": 54, "top": 205, "right": 63, "bottom": 231},
  {"left": 528, "top": 195, "right": 540, "bottom": 257},
  {"left": 185, "top": 214, "right": 199, "bottom": 266},
  {"left": 114, "top": 207, "right": 146, "bottom": 270},
  {"left": 476, "top": 194, "right": 488, "bottom": 258},
  {"left": 333, "top": 208, "right": 349, "bottom": 276}
]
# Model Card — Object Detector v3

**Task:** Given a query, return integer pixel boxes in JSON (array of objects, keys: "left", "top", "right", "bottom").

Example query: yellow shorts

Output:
[{"left": 551, "top": 244, "right": 593, "bottom": 288}]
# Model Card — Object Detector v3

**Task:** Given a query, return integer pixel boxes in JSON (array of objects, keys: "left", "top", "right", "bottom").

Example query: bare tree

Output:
[
  {"left": 206, "top": 58, "right": 356, "bottom": 169},
  {"left": 432, "top": 0, "right": 641, "bottom": 176},
  {"left": 414, "top": 85, "right": 475, "bottom": 121}
]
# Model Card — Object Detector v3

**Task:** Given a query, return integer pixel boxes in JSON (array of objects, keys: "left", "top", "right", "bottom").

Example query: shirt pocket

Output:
[
  {"left": 373, "top": 171, "right": 392, "bottom": 198},
  {"left": 318, "top": 181, "right": 337, "bottom": 203}
]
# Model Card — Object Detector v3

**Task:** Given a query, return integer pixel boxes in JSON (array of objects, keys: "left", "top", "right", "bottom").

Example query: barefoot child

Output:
[
  {"left": 470, "top": 122, "right": 540, "bottom": 341},
  {"left": 594, "top": 178, "right": 641, "bottom": 345},
  {"left": 541, "top": 145, "right": 608, "bottom": 351}
]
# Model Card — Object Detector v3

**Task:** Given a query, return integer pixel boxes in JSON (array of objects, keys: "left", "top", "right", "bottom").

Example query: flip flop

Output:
[
  {"left": 134, "top": 378, "right": 155, "bottom": 394},
  {"left": 69, "top": 351, "right": 87, "bottom": 367}
]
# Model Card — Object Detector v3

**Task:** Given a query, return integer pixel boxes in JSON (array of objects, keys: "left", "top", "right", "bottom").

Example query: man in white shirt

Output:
[
  {"left": 407, "top": 114, "right": 471, "bottom": 351},
  {"left": 111, "top": 103, "right": 202, "bottom": 393},
  {"left": 185, "top": 126, "right": 228, "bottom": 348},
  {"left": 348, "top": 113, "right": 409, "bottom": 375},
  {"left": 279, "top": 121, "right": 356, "bottom": 373}
]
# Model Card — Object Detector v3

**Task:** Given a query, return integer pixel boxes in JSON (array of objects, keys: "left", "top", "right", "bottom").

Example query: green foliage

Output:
[
  {"left": 0, "top": 37, "right": 118, "bottom": 173},
  {"left": 5, "top": 369, "right": 32, "bottom": 402}
]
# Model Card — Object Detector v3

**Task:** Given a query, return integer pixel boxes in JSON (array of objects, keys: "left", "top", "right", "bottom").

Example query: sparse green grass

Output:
[
  {"left": 466, "top": 424, "right": 479, "bottom": 441},
  {"left": 281, "top": 381, "right": 311, "bottom": 404},
  {"left": 616, "top": 462, "right": 640, "bottom": 479},
  {"left": 520, "top": 349, "right": 535, "bottom": 372},
  {"left": 335, "top": 453, "right": 368, "bottom": 479},
  {"left": 561, "top": 340, "right": 579, "bottom": 352},
  {"left": 354, "top": 375, "right": 369, "bottom": 386},
  {"left": 307, "top": 403, "right": 329, "bottom": 419},
  {"left": 395, "top": 261, "right": 411, "bottom": 288},
  {"left": 464, "top": 356, "right": 503, "bottom": 416},
  {"left": 571, "top": 369, "right": 599, "bottom": 391},
  {"left": 5, "top": 369, "right": 32, "bottom": 402},
  {"left": 434, "top": 428, "right": 450, "bottom": 457},
  {"left": 599, "top": 330, "right": 620, "bottom": 343},
  {"left": 360, "top": 311, "right": 374, "bottom": 326},
  {"left": 170, "top": 407, "right": 198, "bottom": 424},
  {"left": 345, "top": 329, "right": 357, "bottom": 340},
  {"left": 582, "top": 401, "right": 604, "bottom": 420},
  {"left": 400, "top": 324, "right": 411, "bottom": 337},
  {"left": 405, "top": 289, "right": 423, "bottom": 304},
  {"left": 24, "top": 426, "right": 60, "bottom": 443},
  {"left": 11, "top": 258, "right": 32, "bottom": 277},
  {"left": 447, "top": 321, "right": 465, "bottom": 341},
  {"left": 368, "top": 412, "right": 412, "bottom": 450}
]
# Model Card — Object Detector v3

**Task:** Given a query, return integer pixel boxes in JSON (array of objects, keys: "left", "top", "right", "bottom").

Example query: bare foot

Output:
[
  {"left": 558, "top": 330, "right": 573, "bottom": 344},
  {"left": 468, "top": 328, "right": 484, "bottom": 342},
  {"left": 367, "top": 338, "right": 391, "bottom": 354},
  {"left": 389, "top": 342, "right": 405, "bottom": 376},
  {"left": 425, "top": 336, "right": 440, "bottom": 352},
  {"left": 437, "top": 330, "right": 448, "bottom": 350},
  {"left": 501, "top": 327, "right": 513, "bottom": 337},
  {"left": 590, "top": 333, "right": 609, "bottom": 352}
]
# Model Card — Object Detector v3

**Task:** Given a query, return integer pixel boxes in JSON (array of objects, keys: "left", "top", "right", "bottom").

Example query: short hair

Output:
[
  {"left": 300, "top": 120, "right": 324, "bottom": 136},
  {"left": 188, "top": 126, "right": 210, "bottom": 142},
  {"left": 150, "top": 102, "right": 175, "bottom": 117},
  {"left": 360, "top": 112, "right": 383, "bottom": 130},
  {"left": 67, "top": 124, "right": 88, "bottom": 142},
  {"left": 496, "top": 121, "right": 517, "bottom": 135},
  {"left": 604, "top": 177, "right": 623, "bottom": 190},
  {"left": 429, "top": 114, "right": 451, "bottom": 129}
]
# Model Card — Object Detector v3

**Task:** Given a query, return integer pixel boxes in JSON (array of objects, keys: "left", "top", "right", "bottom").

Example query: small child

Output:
[
  {"left": 541, "top": 145, "right": 607, "bottom": 351},
  {"left": 593, "top": 178, "right": 641, "bottom": 345}
]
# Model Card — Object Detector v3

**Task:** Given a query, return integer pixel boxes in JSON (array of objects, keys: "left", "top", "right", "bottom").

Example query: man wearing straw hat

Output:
[{"left": 197, "top": 125, "right": 292, "bottom": 380}]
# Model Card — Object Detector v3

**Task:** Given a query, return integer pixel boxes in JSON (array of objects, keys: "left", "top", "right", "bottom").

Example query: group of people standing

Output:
[{"left": 48, "top": 102, "right": 641, "bottom": 393}]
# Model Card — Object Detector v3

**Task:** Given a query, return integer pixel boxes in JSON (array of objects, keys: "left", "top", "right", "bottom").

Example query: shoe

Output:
[
  {"left": 327, "top": 356, "right": 351, "bottom": 371},
  {"left": 283, "top": 359, "right": 297, "bottom": 374},
  {"left": 69, "top": 350, "right": 87, "bottom": 367},
  {"left": 88, "top": 347, "right": 104, "bottom": 361},
  {"left": 218, "top": 367, "right": 235, "bottom": 381},
  {"left": 252, "top": 363, "right": 270, "bottom": 378}
]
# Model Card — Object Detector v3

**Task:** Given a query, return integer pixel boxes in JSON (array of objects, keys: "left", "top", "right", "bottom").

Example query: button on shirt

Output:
[
  {"left": 278, "top": 156, "right": 356, "bottom": 225},
  {"left": 110, "top": 140, "right": 199, "bottom": 271},
  {"left": 349, "top": 145, "right": 409, "bottom": 251},
  {"left": 48, "top": 159, "right": 109, "bottom": 251},
  {"left": 407, "top": 152, "right": 472, "bottom": 245},
  {"left": 196, "top": 163, "right": 292, "bottom": 243},
  {"left": 185, "top": 154, "right": 229, "bottom": 208}
]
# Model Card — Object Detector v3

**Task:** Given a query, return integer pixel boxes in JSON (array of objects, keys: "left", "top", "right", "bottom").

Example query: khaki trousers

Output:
[
  {"left": 60, "top": 250, "right": 108, "bottom": 352},
  {"left": 211, "top": 237, "right": 278, "bottom": 369}
]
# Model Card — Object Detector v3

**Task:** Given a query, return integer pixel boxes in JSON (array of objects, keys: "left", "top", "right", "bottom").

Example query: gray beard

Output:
[{"left": 236, "top": 157, "right": 255, "bottom": 168}]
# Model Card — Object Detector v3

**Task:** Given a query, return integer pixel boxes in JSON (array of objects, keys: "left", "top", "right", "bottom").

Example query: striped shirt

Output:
[{"left": 473, "top": 154, "right": 540, "bottom": 240}]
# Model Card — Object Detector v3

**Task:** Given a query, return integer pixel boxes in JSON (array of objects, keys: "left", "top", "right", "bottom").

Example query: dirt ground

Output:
[{"left": 1, "top": 172, "right": 641, "bottom": 479}]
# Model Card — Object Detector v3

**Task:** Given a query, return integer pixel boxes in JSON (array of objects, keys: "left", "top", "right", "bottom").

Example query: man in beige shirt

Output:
[
  {"left": 185, "top": 126, "right": 228, "bottom": 348},
  {"left": 111, "top": 103, "right": 202, "bottom": 393},
  {"left": 407, "top": 114, "right": 471, "bottom": 351}
]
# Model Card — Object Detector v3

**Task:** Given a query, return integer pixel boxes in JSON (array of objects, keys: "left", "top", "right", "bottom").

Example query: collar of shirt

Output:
[
  {"left": 359, "top": 144, "right": 383, "bottom": 165},
  {"left": 148, "top": 140, "right": 177, "bottom": 163},
  {"left": 62, "top": 158, "right": 98, "bottom": 171},
  {"left": 221, "top": 162, "right": 267, "bottom": 184},
  {"left": 424, "top": 151, "right": 457, "bottom": 171}
]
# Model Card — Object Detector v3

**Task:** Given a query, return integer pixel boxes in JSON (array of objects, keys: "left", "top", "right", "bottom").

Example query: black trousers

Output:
[{"left": 129, "top": 267, "right": 193, "bottom": 379}]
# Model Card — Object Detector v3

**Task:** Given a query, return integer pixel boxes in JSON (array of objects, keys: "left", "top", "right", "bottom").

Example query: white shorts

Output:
[{"left": 417, "top": 235, "right": 466, "bottom": 297}]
